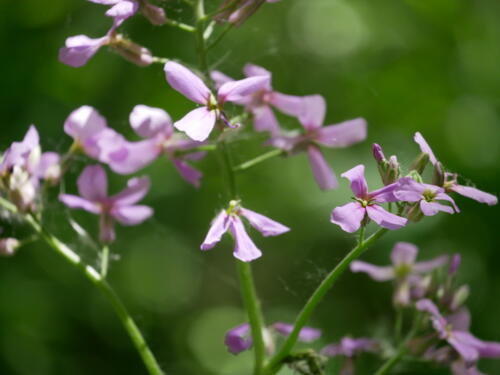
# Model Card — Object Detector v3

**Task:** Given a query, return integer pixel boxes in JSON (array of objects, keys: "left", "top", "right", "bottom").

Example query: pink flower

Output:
[
  {"left": 414, "top": 132, "right": 497, "bottom": 206},
  {"left": 201, "top": 201, "right": 289, "bottom": 262},
  {"left": 330, "top": 165, "right": 407, "bottom": 232},
  {"left": 59, "top": 165, "right": 153, "bottom": 243},
  {"left": 164, "top": 62, "right": 270, "bottom": 141},
  {"left": 87, "top": 0, "right": 165, "bottom": 26}
]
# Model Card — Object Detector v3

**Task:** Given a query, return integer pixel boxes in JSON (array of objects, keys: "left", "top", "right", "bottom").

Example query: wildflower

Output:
[
  {"left": 224, "top": 321, "right": 320, "bottom": 355},
  {"left": 394, "top": 177, "right": 459, "bottom": 217},
  {"left": 271, "top": 95, "right": 366, "bottom": 190},
  {"left": 416, "top": 299, "right": 500, "bottom": 366},
  {"left": 128, "top": 105, "right": 206, "bottom": 187},
  {"left": 351, "top": 242, "right": 448, "bottom": 305},
  {"left": 211, "top": 63, "right": 308, "bottom": 135},
  {"left": 372, "top": 143, "right": 401, "bottom": 186},
  {"left": 330, "top": 165, "right": 407, "bottom": 232},
  {"left": 200, "top": 200, "right": 289, "bottom": 262},
  {"left": 164, "top": 62, "right": 270, "bottom": 141},
  {"left": 59, "top": 165, "right": 153, "bottom": 243},
  {"left": 414, "top": 132, "right": 497, "bottom": 206},
  {"left": 215, "top": 0, "right": 280, "bottom": 27},
  {"left": 87, "top": 0, "right": 165, "bottom": 26}
]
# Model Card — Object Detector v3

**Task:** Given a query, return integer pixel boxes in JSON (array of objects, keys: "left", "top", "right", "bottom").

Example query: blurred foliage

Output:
[{"left": 0, "top": 0, "right": 499, "bottom": 374}]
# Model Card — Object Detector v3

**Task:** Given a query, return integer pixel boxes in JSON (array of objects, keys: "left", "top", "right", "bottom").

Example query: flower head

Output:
[
  {"left": 330, "top": 165, "right": 407, "bottom": 232},
  {"left": 164, "top": 62, "right": 270, "bottom": 141},
  {"left": 59, "top": 165, "right": 153, "bottom": 243},
  {"left": 201, "top": 200, "right": 289, "bottom": 262}
]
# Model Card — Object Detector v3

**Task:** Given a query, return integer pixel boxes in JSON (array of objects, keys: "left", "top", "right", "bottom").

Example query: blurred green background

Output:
[{"left": 1, "top": 0, "right": 499, "bottom": 374}]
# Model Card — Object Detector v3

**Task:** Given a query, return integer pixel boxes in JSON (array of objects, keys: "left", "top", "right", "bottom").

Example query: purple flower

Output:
[
  {"left": 128, "top": 105, "right": 206, "bottom": 187},
  {"left": 211, "top": 63, "right": 309, "bottom": 136},
  {"left": 200, "top": 201, "right": 289, "bottom": 262},
  {"left": 59, "top": 165, "right": 153, "bottom": 243},
  {"left": 214, "top": 0, "right": 280, "bottom": 27},
  {"left": 321, "top": 337, "right": 378, "bottom": 358},
  {"left": 414, "top": 132, "right": 497, "bottom": 206},
  {"left": 87, "top": 0, "right": 165, "bottom": 26},
  {"left": 224, "top": 321, "right": 320, "bottom": 355},
  {"left": 59, "top": 34, "right": 111, "bottom": 68},
  {"left": 271, "top": 95, "right": 366, "bottom": 190},
  {"left": 417, "top": 299, "right": 500, "bottom": 366},
  {"left": 394, "top": 177, "right": 459, "bottom": 216},
  {"left": 351, "top": 242, "right": 448, "bottom": 305},
  {"left": 330, "top": 165, "right": 407, "bottom": 233},
  {"left": 164, "top": 62, "right": 270, "bottom": 141}
]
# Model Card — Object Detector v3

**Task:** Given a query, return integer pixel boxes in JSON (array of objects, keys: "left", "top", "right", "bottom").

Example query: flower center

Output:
[
  {"left": 422, "top": 189, "right": 436, "bottom": 202},
  {"left": 395, "top": 264, "right": 412, "bottom": 278}
]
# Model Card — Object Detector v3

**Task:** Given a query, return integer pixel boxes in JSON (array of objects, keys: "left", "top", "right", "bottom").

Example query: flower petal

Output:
[
  {"left": 240, "top": 208, "right": 289, "bottom": 237},
  {"left": 225, "top": 323, "right": 252, "bottom": 355},
  {"left": 243, "top": 63, "right": 272, "bottom": 78},
  {"left": 59, "top": 35, "right": 108, "bottom": 68},
  {"left": 350, "top": 261, "right": 394, "bottom": 281},
  {"left": 164, "top": 62, "right": 211, "bottom": 105},
  {"left": 341, "top": 164, "right": 368, "bottom": 198},
  {"left": 272, "top": 322, "right": 321, "bottom": 342},
  {"left": 105, "top": 138, "right": 160, "bottom": 174},
  {"left": 298, "top": 95, "right": 326, "bottom": 130},
  {"left": 172, "top": 159, "right": 203, "bottom": 188},
  {"left": 391, "top": 242, "right": 418, "bottom": 266},
  {"left": 413, "top": 255, "right": 449, "bottom": 273},
  {"left": 218, "top": 75, "right": 270, "bottom": 104},
  {"left": 77, "top": 165, "right": 108, "bottom": 201},
  {"left": 414, "top": 132, "right": 438, "bottom": 165},
  {"left": 451, "top": 185, "right": 497, "bottom": 206},
  {"left": 174, "top": 107, "right": 217, "bottom": 142},
  {"left": 129, "top": 105, "right": 172, "bottom": 138},
  {"left": 366, "top": 205, "right": 407, "bottom": 230},
  {"left": 105, "top": 0, "right": 138, "bottom": 24},
  {"left": 268, "top": 92, "right": 305, "bottom": 117},
  {"left": 370, "top": 183, "right": 399, "bottom": 203},
  {"left": 420, "top": 200, "right": 454, "bottom": 216},
  {"left": 316, "top": 118, "right": 367, "bottom": 148},
  {"left": 59, "top": 194, "right": 101, "bottom": 214},
  {"left": 307, "top": 146, "right": 338, "bottom": 190},
  {"left": 201, "top": 211, "right": 230, "bottom": 250},
  {"left": 251, "top": 105, "right": 281, "bottom": 135},
  {"left": 210, "top": 70, "right": 234, "bottom": 89},
  {"left": 64, "top": 105, "right": 108, "bottom": 142},
  {"left": 229, "top": 217, "right": 262, "bottom": 262},
  {"left": 449, "top": 332, "right": 480, "bottom": 364},
  {"left": 394, "top": 177, "right": 427, "bottom": 202},
  {"left": 111, "top": 176, "right": 150, "bottom": 206},
  {"left": 111, "top": 205, "right": 153, "bottom": 225},
  {"left": 330, "top": 202, "right": 365, "bottom": 233}
]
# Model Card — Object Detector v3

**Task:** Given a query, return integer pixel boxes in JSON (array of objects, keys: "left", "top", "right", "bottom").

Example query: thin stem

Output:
[
  {"left": 232, "top": 149, "right": 284, "bottom": 173},
  {"left": 219, "top": 140, "right": 238, "bottom": 198},
  {"left": 358, "top": 225, "right": 365, "bottom": 245},
  {"left": 176, "top": 144, "right": 217, "bottom": 156},
  {"left": 194, "top": 0, "right": 209, "bottom": 77},
  {"left": 100, "top": 245, "right": 110, "bottom": 278},
  {"left": 395, "top": 307, "right": 403, "bottom": 345},
  {"left": 263, "top": 228, "right": 388, "bottom": 375},
  {"left": 237, "top": 261, "right": 267, "bottom": 375},
  {"left": 207, "top": 23, "right": 234, "bottom": 50},
  {"left": 165, "top": 19, "right": 196, "bottom": 33},
  {"left": 0, "top": 198, "right": 164, "bottom": 375}
]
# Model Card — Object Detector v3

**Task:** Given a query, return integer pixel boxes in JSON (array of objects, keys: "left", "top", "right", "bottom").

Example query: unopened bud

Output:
[
  {"left": 406, "top": 203, "right": 423, "bottom": 223},
  {"left": 411, "top": 275, "right": 432, "bottom": 299},
  {"left": 432, "top": 161, "right": 445, "bottom": 187},
  {"left": 451, "top": 285, "right": 470, "bottom": 311},
  {"left": 0, "top": 238, "right": 20, "bottom": 256},
  {"left": 140, "top": 2, "right": 166, "bottom": 26},
  {"left": 110, "top": 35, "right": 153, "bottom": 67},
  {"left": 410, "top": 152, "right": 430, "bottom": 174},
  {"left": 406, "top": 170, "right": 424, "bottom": 183},
  {"left": 372, "top": 143, "right": 386, "bottom": 162}
]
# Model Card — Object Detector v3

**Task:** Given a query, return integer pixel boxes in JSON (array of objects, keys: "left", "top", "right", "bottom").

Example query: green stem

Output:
[
  {"left": 219, "top": 140, "right": 238, "bottom": 198},
  {"left": 207, "top": 23, "right": 234, "bottom": 50},
  {"left": 395, "top": 307, "right": 403, "bottom": 345},
  {"left": 0, "top": 198, "right": 164, "bottom": 375},
  {"left": 232, "top": 149, "right": 284, "bottom": 173},
  {"left": 194, "top": 0, "right": 209, "bottom": 77},
  {"left": 263, "top": 228, "right": 388, "bottom": 375},
  {"left": 101, "top": 245, "right": 110, "bottom": 278},
  {"left": 165, "top": 19, "right": 196, "bottom": 33},
  {"left": 237, "top": 261, "right": 267, "bottom": 375},
  {"left": 176, "top": 144, "right": 217, "bottom": 156}
]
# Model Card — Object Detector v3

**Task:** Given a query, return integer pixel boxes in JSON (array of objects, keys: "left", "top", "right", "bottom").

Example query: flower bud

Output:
[
  {"left": 372, "top": 143, "right": 386, "bottom": 162},
  {"left": 109, "top": 35, "right": 153, "bottom": 67},
  {"left": 450, "top": 285, "right": 470, "bottom": 311},
  {"left": 406, "top": 170, "right": 424, "bottom": 183},
  {"left": 432, "top": 161, "right": 445, "bottom": 187},
  {"left": 0, "top": 238, "right": 20, "bottom": 256},
  {"left": 140, "top": 2, "right": 166, "bottom": 26},
  {"left": 405, "top": 202, "right": 423, "bottom": 222},
  {"left": 448, "top": 254, "right": 461, "bottom": 275},
  {"left": 410, "top": 152, "right": 430, "bottom": 174}
]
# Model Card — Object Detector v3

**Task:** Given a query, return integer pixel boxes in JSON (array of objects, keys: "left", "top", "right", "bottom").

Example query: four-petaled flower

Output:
[
  {"left": 330, "top": 164, "right": 407, "bottom": 232},
  {"left": 59, "top": 165, "right": 153, "bottom": 243},
  {"left": 164, "top": 61, "right": 270, "bottom": 141},
  {"left": 200, "top": 200, "right": 289, "bottom": 262},
  {"left": 351, "top": 242, "right": 448, "bottom": 305}
]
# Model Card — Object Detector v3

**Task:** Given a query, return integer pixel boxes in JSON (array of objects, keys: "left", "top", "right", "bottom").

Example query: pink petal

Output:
[
  {"left": 449, "top": 332, "right": 480, "bottom": 364},
  {"left": 59, "top": 35, "right": 108, "bottom": 68},
  {"left": 414, "top": 132, "right": 438, "bottom": 165},
  {"left": 243, "top": 63, "right": 272, "bottom": 78},
  {"left": 64, "top": 105, "right": 107, "bottom": 142},
  {"left": 129, "top": 105, "right": 172, "bottom": 138},
  {"left": 341, "top": 164, "right": 368, "bottom": 198},
  {"left": 59, "top": 194, "right": 101, "bottom": 214},
  {"left": 366, "top": 205, "right": 407, "bottom": 230},
  {"left": 105, "top": 0, "right": 139, "bottom": 25},
  {"left": 394, "top": 177, "right": 428, "bottom": 202},
  {"left": 174, "top": 107, "right": 217, "bottom": 142},
  {"left": 77, "top": 165, "right": 108, "bottom": 201},
  {"left": 210, "top": 70, "right": 234, "bottom": 89},
  {"left": 201, "top": 211, "right": 230, "bottom": 250},
  {"left": 370, "top": 183, "right": 399, "bottom": 203},
  {"left": 229, "top": 217, "right": 262, "bottom": 262},
  {"left": 240, "top": 208, "right": 289, "bottom": 237},
  {"left": 330, "top": 202, "right": 365, "bottom": 233},
  {"left": 350, "top": 261, "right": 394, "bottom": 281},
  {"left": 106, "top": 138, "right": 160, "bottom": 174},
  {"left": 272, "top": 322, "right": 321, "bottom": 342},
  {"left": 251, "top": 105, "right": 281, "bottom": 135},
  {"left": 390, "top": 242, "right": 418, "bottom": 266},
  {"left": 298, "top": 95, "right": 326, "bottom": 130},
  {"left": 111, "top": 205, "right": 153, "bottom": 225},
  {"left": 316, "top": 118, "right": 367, "bottom": 148},
  {"left": 268, "top": 92, "right": 305, "bottom": 117},
  {"left": 435, "top": 192, "right": 460, "bottom": 213},
  {"left": 420, "top": 200, "right": 454, "bottom": 216},
  {"left": 451, "top": 185, "right": 497, "bottom": 206},
  {"left": 172, "top": 159, "right": 203, "bottom": 188},
  {"left": 218, "top": 75, "right": 270, "bottom": 104},
  {"left": 164, "top": 62, "right": 211, "bottom": 105},
  {"left": 111, "top": 176, "right": 150, "bottom": 206},
  {"left": 225, "top": 323, "right": 252, "bottom": 355},
  {"left": 413, "top": 255, "right": 449, "bottom": 273},
  {"left": 307, "top": 146, "right": 338, "bottom": 190}
]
